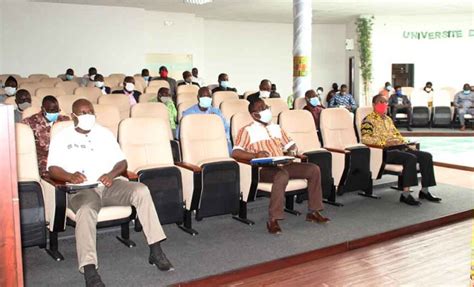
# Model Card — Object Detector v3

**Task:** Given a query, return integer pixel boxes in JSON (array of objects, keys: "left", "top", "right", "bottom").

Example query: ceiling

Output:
[{"left": 30, "top": 0, "right": 474, "bottom": 24}]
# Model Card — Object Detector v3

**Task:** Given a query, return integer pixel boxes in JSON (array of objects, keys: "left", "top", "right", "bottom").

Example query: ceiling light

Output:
[{"left": 183, "top": 0, "right": 213, "bottom": 5}]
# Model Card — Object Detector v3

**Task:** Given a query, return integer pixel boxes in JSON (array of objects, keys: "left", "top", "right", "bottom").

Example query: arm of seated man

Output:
[
  {"left": 49, "top": 166, "right": 87, "bottom": 184},
  {"left": 97, "top": 160, "right": 127, "bottom": 188},
  {"left": 232, "top": 149, "right": 270, "bottom": 161}
]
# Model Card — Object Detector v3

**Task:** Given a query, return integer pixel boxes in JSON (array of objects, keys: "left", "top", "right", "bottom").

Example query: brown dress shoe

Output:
[
  {"left": 267, "top": 220, "right": 282, "bottom": 234},
  {"left": 306, "top": 211, "right": 330, "bottom": 223}
]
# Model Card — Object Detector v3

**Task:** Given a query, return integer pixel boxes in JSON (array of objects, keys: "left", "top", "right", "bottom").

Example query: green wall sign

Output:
[{"left": 403, "top": 29, "right": 474, "bottom": 40}]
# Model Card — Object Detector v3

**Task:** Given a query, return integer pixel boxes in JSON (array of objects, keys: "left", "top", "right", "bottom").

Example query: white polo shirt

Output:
[{"left": 47, "top": 124, "right": 125, "bottom": 183}]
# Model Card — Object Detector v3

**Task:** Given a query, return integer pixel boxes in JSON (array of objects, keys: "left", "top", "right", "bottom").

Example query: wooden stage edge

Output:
[
  {"left": 174, "top": 209, "right": 473, "bottom": 287},
  {"left": 434, "top": 161, "right": 474, "bottom": 172}
]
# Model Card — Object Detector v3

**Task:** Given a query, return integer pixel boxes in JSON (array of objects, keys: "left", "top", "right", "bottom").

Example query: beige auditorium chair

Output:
[
  {"left": 39, "top": 121, "right": 137, "bottom": 261},
  {"left": 108, "top": 73, "right": 126, "bottom": 82},
  {"left": 138, "top": 92, "right": 157, "bottom": 103},
  {"left": 177, "top": 92, "right": 198, "bottom": 106},
  {"left": 145, "top": 86, "right": 161, "bottom": 95},
  {"left": 97, "top": 94, "right": 131, "bottom": 120},
  {"left": 35, "top": 87, "right": 66, "bottom": 100},
  {"left": 40, "top": 77, "right": 62, "bottom": 87},
  {"left": 104, "top": 76, "right": 122, "bottom": 89},
  {"left": 220, "top": 99, "right": 249, "bottom": 122},
  {"left": 178, "top": 114, "right": 253, "bottom": 225},
  {"left": 19, "top": 82, "right": 52, "bottom": 97},
  {"left": 57, "top": 95, "right": 87, "bottom": 115},
  {"left": 148, "top": 80, "right": 170, "bottom": 90},
  {"left": 294, "top": 97, "right": 307, "bottom": 110},
  {"left": 212, "top": 91, "right": 239, "bottom": 108},
  {"left": 177, "top": 100, "right": 196, "bottom": 122},
  {"left": 21, "top": 106, "right": 42, "bottom": 120},
  {"left": 55, "top": 81, "right": 80, "bottom": 95},
  {"left": 230, "top": 111, "right": 308, "bottom": 215},
  {"left": 119, "top": 118, "right": 197, "bottom": 235},
  {"left": 177, "top": 84, "right": 199, "bottom": 95},
  {"left": 133, "top": 76, "right": 146, "bottom": 93},
  {"left": 73, "top": 87, "right": 103, "bottom": 104},
  {"left": 319, "top": 108, "right": 375, "bottom": 197},
  {"left": 93, "top": 104, "right": 121, "bottom": 138},
  {"left": 263, "top": 98, "right": 289, "bottom": 123},
  {"left": 243, "top": 91, "right": 258, "bottom": 99},
  {"left": 28, "top": 74, "right": 49, "bottom": 81}
]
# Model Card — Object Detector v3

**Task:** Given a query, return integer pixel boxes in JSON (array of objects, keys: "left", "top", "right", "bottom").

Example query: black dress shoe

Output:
[
  {"left": 419, "top": 191, "right": 442, "bottom": 202},
  {"left": 400, "top": 194, "right": 421, "bottom": 206},
  {"left": 84, "top": 270, "right": 105, "bottom": 287}
]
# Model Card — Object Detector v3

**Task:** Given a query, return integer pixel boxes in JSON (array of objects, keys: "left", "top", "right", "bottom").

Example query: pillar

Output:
[{"left": 293, "top": 0, "right": 312, "bottom": 99}]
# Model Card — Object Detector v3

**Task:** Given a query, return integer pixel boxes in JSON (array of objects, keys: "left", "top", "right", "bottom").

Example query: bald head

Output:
[{"left": 72, "top": 99, "right": 94, "bottom": 115}]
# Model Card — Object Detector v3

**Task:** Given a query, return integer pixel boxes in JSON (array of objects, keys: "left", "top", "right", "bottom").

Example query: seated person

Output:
[
  {"left": 1, "top": 76, "right": 18, "bottom": 103},
  {"left": 247, "top": 79, "right": 272, "bottom": 102},
  {"left": 328, "top": 84, "right": 357, "bottom": 112},
  {"left": 270, "top": 83, "right": 281, "bottom": 98},
  {"left": 325, "top": 90, "right": 336, "bottom": 105},
  {"left": 93, "top": 74, "right": 111, "bottom": 95},
  {"left": 82, "top": 67, "right": 97, "bottom": 87},
  {"left": 422, "top": 81, "right": 434, "bottom": 105},
  {"left": 388, "top": 85, "right": 412, "bottom": 131},
  {"left": 177, "top": 71, "right": 200, "bottom": 87},
  {"left": 151, "top": 66, "right": 177, "bottom": 98},
  {"left": 149, "top": 87, "right": 177, "bottom": 132},
  {"left": 379, "top": 82, "right": 393, "bottom": 99},
  {"left": 21, "top": 96, "right": 70, "bottom": 177},
  {"left": 47, "top": 99, "right": 173, "bottom": 287},
  {"left": 13, "top": 89, "right": 32, "bottom": 123},
  {"left": 112, "top": 76, "right": 141, "bottom": 106},
  {"left": 177, "top": 87, "right": 231, "bottom": 151},
  {"left": 141, "top": 68, "right": 151, "bottom": 86},
  {"left": 232, "top": 98, "right": 329, "bottom": 234},
  {"left": 211, "top": 73, "right": 237, "bottom": 94},
  {"left": 61, "top": 68, "right": 75, "bottom": 81},
  {"left": 331, "top": 82, "right": 339, "bottom": 93},
  {"left": 303, "top": 89, "right": 325, "bottom": 129},
  {"left": 454, "top": 83, "right": 474, "bottom": 131},
  {"left": 361, "top": 95, "right": 441, "bottom": 206},
  {"left": 191, "top": 67, "right": 205, "bottom": 87}
]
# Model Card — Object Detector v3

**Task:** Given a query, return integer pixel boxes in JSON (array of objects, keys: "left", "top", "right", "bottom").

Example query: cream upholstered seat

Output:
[
  {"left": 145, "top": 86, "right": 161, "bottom": 94},
  {"left": 93, "top": 104, "right": 121, "bottom": 138},
  {"left": 243, "top": 91, "right": 258, "bottom": 99},
  {"left": 279, "top": 110, "right": 340, "bottom": 205},
  {"left": 119, "top": 118, "right": 196, "bottom": 235},
  {"left": 57, "top": 95, "right": 87, "bottom": 115},
  {"left": 177, "top": 100, "right": 196, "bottom": 122},
  {"left": 73, "top": 87, "right": 102, "bottom": 104},
  {"left": 133, "top": 76, "right": 146, "bottom": 93},
  {"left": 131, "top": 103, "right": 173, "bottom": 136},
  {"left": 320, "top": 108, "right": 374, "bottom": 197},
  {"left": 148, "top": 79, "right": 170, "bottom": 89},
  {"left": 19, "top": 82, "right": 52, "bottom": 97},
  {"left": 220, "top": 99, "right": 249, "bottom": 122},
  {"left": 138, "top": 92, "right": 157, "bottom": 103},
  {"left": 212, "top": 91, "right": 239, "bottom": 108},
  {"left": 55, "top": 81, "right": 80, "bottom": 95},
  {"left": 294, "top": 97, "right": 307, "bottom": 110},
  {"left": 35, "top": 87, "right": 66, "bottom": 100},
  {"left": 177, "top": 84, "right": 199, "bottom": 95},
  {"left": 28, "top": 74, "right": 49, "bottom": 81},
  {"left": 40, "top": 77, "right": 62, "bottom": 87},
  {"left": 263, "top": 98, "right": 289, "bottom": 123},
  {"left": 97, "top": 94, "right": 131, "bottom": 120},
  {"left": 177, "top": 92, "right": 198, "bottom": 106},
  {"left": 179, "top": 114, "right": 253, "bottom": 225},
  {"left": 103, "top": 76, "right": 121, "bottom": 89},
  {"left": 108, "top": 73, "right": 126, "bottom": 82}
]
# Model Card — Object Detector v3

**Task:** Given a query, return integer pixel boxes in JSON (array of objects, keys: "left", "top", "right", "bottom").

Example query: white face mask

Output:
[
  {"left": 89, "top": 74, "right": 96, "bottom": 81},
  {"left": 95, "top": 81, "right": 104, "bottom": 88},
  {"left": 259, "top": 109, "right": 273, "bottom": 124},
  {"left": 260, "top": 90, "right": 271, "bottom": 98},
  {"left": 5, "top": 86, "right": 16, "bottom": 96},
  {"left": 74, "top": 114, "right": 96, "bottom": 131},
  {"left": 160, "top": 96, "right": 171, "bottom": 103},
  {"left": 316, "top": 89, "right": 323, "bottom": 95},
  {"left": 125, "top": 83, "right": 135, "bottom": 92}
]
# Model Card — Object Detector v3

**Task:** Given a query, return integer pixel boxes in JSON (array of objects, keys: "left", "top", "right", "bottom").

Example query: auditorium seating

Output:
[
  {"left": 108, "top": 73, "right": 126, "bottom": 82},
  {"left": 40, "top": 77, "right": 62, "bottom": 87},
  {"left": 263, "top": 98, "right": 289, "bottom": 123},
  {"left": 19, "top": 82, "right": 53, "bottom": 97},
  {"left": 28, "top": 74, "right": 49, "bottom": 81},
  {"left": 104, "top": 76, "right": 122, "bottom": 89},
  {"left": 410, "top": 90, "right": 431, "bottom": 127},
  {"left": 21, "top": 107, "right": 42, "bottom": 120},
  {"left": 4, "top": 95, "right": 41, "bottom": 108},
  {"left": 57, "top": 95, "right": 87, "bottom": 115},
  {"left": 212, "top": 91, "right": 239, "bottom": 108},
  {"left": 220, "top": 99, "right": 249, "bottom": 122},
  {"left": 133, "top": 76, "right": 147, "bottom": 93},
  {"left": 97, "top": 94, "right": 131, "bottom": 120},
  {"left": 93, "top": 104, "right": 121, "bottom": 138},
  {"left": 177, "top": 92, "right": 198, "bottom": 106},
  {"left": 177, "top": 100, "right": 195, "bottom": 122},
  {"left": 35, "top": 87, "right": 66, "bottom": 100},
  {"left": 148, "top": 80, "right": 170, "bottom": 90},
  {"left": 431, "top": 90, "right": 452, "bottom": 127},
  {"left": 55, "top": 80, "right": 80, "bottom": 95},
  {"left": 73, "top": 87, "right": 102, "bottom": 104},
  {"left": 293, "top": 97, "right": 306, "bottom": 110},
  {"left": 243, "top": 91, "right": 258, "bottom": 99},
  {"left": 138, "top": 92, "right": 157, "bottom": 103},
  {"left": 177, "top": 84, "right": 199, "bottom": 95}
]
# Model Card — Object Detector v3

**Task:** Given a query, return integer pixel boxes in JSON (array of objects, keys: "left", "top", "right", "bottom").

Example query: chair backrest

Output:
[
  {"left": 73, "top": 87, "right": 102, "bottom": 104},
  {"left": 220, "top": 99, "right": 249, "bottom": 122},
  {"left": 294, "top": 97, "right": 307, "bottom": 110},
  {"left": 130, "top": 102, "right": 173, "bottom": 139},
  {"left": 108, "top": 73, "right": 126, "bottom": 82},
  {"left": 1, "top": 74, "right": 22, "bottom": 83},
  {"left": 50, "top": 120, "right": 74, "bottom": 139},
  {"left": 16, "top": 123, "right": 40, "bottom": 182},
  {"left": 279, "top": 110, "right": 321, "bottom": 153},
  {"left": 19, "top": 82, "right": 52, "bottom": 97},
  {"left": 93, "top": 104, "right": 121, "bottom": 138},
  {"left": 97, "top": 94, "right": 131, "bottom": 120},
  {"left": 133, "top": 76, "right": 146, "bottom": 93},
  {"left": 177, "top": 92, "right": 198, "bottom": 106},
  {"left": 55, "top": 81, "right": 80, "bottom": 95},
  {"left": 410, "top": 90, "right": 430, "bottom": 107},
  {"left": 213, "top": 91, "right": 239, "bottom": 108},
  {"left": 145, "top": 86, "right": 161, "bottom": 94},
  {"left": 401, "top": 86, "right": 414, "bottom": 98},
  {"left": 354, "top": 106, "right": 373, "bottom": 140},
  {"left": 35, "top": 87, "right": 66, "bottom": 100},
  {"left": 40, "top": 77, "right": 62, "bottom": 87},
  {"left": 119, "top": 118, "right": 174, "bottom": 172},
  {"left": 138, "top": 92, "right": 157, "bottom": 103},
  {"left": 263, "top": 98, "right": 289, "bottom": 123},
  {"left": 230, "top": 112, "right": 253, "bottom": 144},
  {"left": 177, "top": 84, "right": 199, "bottom": 95},
  {"left": 148, "top": 80, "right": 170, "bottom": 89},
  {"left": 177, "top": 100, "right": 196, "bottom": 122},
  {"left": 180, "top": 114, "right": 229, "bottom": 165},
  {"left": 57, "top": 95, "right": 87, "bottom": 115},
  {"left": 28, "top": 74, "right": 49, "bottom": 81},
  {"left": 432, "top": 90, "right": 451, "bottom": 107},
  {"left": 243, "top": 91, "right": 258, "bottom": 99},
  {"left": 21, "top": 106, "right": 42, "bottom": 120},
  {"left": 104, "top": 76, "right": 121, "bottom": 88},
  {"left": 320, "top": 108, "right": 358, "bottom": 149},
  {"left": 4, "top": 96, "right": 41, "bottom": 108}
]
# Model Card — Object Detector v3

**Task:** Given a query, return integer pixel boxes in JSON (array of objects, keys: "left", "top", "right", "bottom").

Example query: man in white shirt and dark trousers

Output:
[{"left": 47, "top": 99, "right": 173, "bottom": 287}]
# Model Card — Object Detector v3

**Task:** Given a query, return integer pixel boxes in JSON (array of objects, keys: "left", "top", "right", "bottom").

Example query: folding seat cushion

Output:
[
  {"left": 263, "top": 98, "right": 289, "bottom": 123},
  {"left": 220, "top": 99, "right": 249, "bottom": 122},
  {"left": 55, "top": 80, "right": 80, "bottom": 95},
  {"left": 212, "top": 91, "right": 239, "bottom": 108},
  {"left": 177, "top": 84, "right": 199, "bottom": 95},
  {"left": 92, "top": 104, "right": 121, "bottom": 138},
  {"left": 73, "top": 87, "right": 102, "bottom": 104},
  {"left": 320, "top": 108, "right": 373, "bottom": 197},
  {"left": 119, "top": 118, "right": 196, "bottom": 234},
  {"left": 410, "top": 90, "right": 431, "bottom": 126},
  {"left": 432, "top": 90, "right": 452, "bottom": 127},
  {"left": 35, "top": 87, "right": 66, "bottom": 100},
  {"left": 294, "top": 97, "right": 307, "bottom": 110},
  {"left": 97, "top": 94, "right": 131, "bottom": 120},
  {"left": 177, "top": 92, "right": 198, "bottom": 106}
]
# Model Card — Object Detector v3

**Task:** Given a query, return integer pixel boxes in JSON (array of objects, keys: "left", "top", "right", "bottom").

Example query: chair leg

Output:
[
  {"left": 232, "top": 200, "right": 255, "bottom": 225},
  {"left": 358, "top": 178, "right": 380, "bottom": 199},
  {"left": 134, "top": 217, "right": 143, "bottom": 232},
  {"left": 323, "top": 185, "right": 344, "bottom": 207},
  {"left": 178, "top": 209, "right": 199, "bottom": 236},
  {"left": 116, "top": 223, "right": 136, "bottom": 248},
  {"left": 390, "top": 175, "right": 404, "bottom": 191},
  {"left": 45, "top": 231, "right": 64, "bottom": 261},
  {"left": 284, "top": 195, "right": 301, "bottom": 216}
]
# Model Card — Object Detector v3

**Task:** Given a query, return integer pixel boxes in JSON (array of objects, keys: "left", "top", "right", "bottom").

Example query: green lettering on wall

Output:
[{"left": 402, "top": 29, "right": 471, "bottom": 39}]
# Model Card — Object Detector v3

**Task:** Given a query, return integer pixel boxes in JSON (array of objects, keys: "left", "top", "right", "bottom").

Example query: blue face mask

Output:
[
  {"left": 396, "top": 90, "right": 402, "bottom": 96},
  {"left": 220, "top": 81, "right": 229, "bottom": 89},
  {"left": 386, "top": 85, "right": 392, "bottom": 91},
  {"left": 144, "top": 76, "right": 150, "bottom": 81},
  {"left": 45, "top": 112, "right": 59, "bottom": 122},
  {"left": 199, "top": 96, "right": 212, "bottom": 109},
  {"left": 463, "top": 90, "right": 470, "bottom": 95},
  {"left": 309, "top": 97, "right": 320, "bottom": 107},
  {"left": 66, "top": 74, "right": 74, "bottom": 81}
]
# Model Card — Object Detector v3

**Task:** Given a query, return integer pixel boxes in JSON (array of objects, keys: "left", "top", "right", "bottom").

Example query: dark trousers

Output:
[
  {"left": 386, "top": 149, "right": 436, "bottom": 188},
  {"left": 259, "top": 162, "right": 323, "bottom": 221},
  {"left": 391, "top": 106, "right": 413, "bottom": 125}
]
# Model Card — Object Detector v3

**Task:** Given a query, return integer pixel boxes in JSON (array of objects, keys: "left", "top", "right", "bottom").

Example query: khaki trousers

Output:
[
  {"left": 68, "top": 179, "right": 166, "bottom": 272},
  {"left": 259, "top": 162, "right": 324, "bottom": 221}
]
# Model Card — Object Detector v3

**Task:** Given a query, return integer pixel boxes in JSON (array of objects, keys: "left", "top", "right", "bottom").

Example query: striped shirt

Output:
[{"left": 233, "top": 121, "right": 295, "bottom": 157}]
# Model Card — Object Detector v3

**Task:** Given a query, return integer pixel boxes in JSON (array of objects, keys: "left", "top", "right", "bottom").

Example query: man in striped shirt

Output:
[{"left": 232, "top": 99, "right": 329, "bottom": 234}]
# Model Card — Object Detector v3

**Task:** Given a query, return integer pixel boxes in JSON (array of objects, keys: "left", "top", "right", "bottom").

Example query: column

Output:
[{"left": 293, "top": 0, "right": 312, "bottom": 99}]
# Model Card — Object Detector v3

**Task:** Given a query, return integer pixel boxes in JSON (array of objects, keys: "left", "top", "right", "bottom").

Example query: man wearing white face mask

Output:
[
  {"left": 112, "top": 76, "right": 141, "bottom": 106},
  {"left": 47, "top": 99, "right": 174, "bottom": 287},
  {"left": 93, "top": 74, "right": 111, "bottom": 95},
  {"left": 1, "top": 76, "right": 19, "bottom": 103},
  {"left": 247, "top": 79, "right": 272, "bottom": 103},
  {"left": 232, "top": 98, "right": 329, "bottom": 234},
  {"left": 82, "top": 67, "right": 98, "bottom": 87}
]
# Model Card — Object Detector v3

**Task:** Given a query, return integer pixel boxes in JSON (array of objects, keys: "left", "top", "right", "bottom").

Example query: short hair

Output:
[
  {"left": 384, "top": 82, "right": 391, "bottom": 86},
  {"left": 88, "top": 67, "right": 97, "bottom": 74},
  {"left": 248, "top": 98, "right": 263, "bottom": 113},
  {"left": 66, "top": 68, "right": 74, "bottom": 75},
  {"left": 305, "top": 89, "right": 315, "bottom": 98},
  {"left": 123, "top": 76, "right": 134, "bottom": 83},
  {"left": 5, "top": 76, "right": 18, "bottom": 86},
  {"left": 340, "top": 84, "right": 347, "bottom": 89},
  {"left": 42, "top": 95, "right": 58, "bottom": 106},
  {"left": 426, "top": 81, "right": 433, "bottom": 86},
  {"left": 394, "top": 85, "right": 401, "bottom": 90},
  {"left": 15, "top": 89, "right": 30, "bottom": 100},
  {"left": 72, "top": 98, "right": 92, "bottom": 113},
  {"left": 218, "top": 73, "right": 227, "bottom": 81},
  {"left": 157, "top": 87, "right": 169, "bottom": 95},
  {"left": 159, "top": 66, "right": 167, "bottom": 72},
  {"left": 372, "top": 94, "right": 384, "bottom": 103},
  {"left": 260, "top": 79, "right": 270, "bottom": 86},
  {"left": 95, "top": 74, "right": 104, "bottom": 81},
  {"left": 182, "top": 71, "right": 191, "bottom": 78}
]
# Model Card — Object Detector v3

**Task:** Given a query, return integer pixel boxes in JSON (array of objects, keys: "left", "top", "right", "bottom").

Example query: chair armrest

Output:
[
  {"left": 295, "top": 154, "right": 308, "bottom": 162},
  {"left": 233, "top": 158, "right": 251, "bottom": 165},
  {"left": 324, "top": 147, "right": 350, "bottom": 154},
  {"left": 176, "top": 162, "right": 202, "bottom": 172},
  {"left": 41, "top": 176, "right": 66, "bottom": 187},
  {"left": 124, "top": 170, "right": 138, "bottom": 181},
  {"left": 364, "top": 144, "right": 384, "bottom": 150}
]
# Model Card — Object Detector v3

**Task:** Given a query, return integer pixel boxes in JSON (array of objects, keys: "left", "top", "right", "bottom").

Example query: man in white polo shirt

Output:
[{"left": 47, "top": 99, "right": 173, "bottom": 287}]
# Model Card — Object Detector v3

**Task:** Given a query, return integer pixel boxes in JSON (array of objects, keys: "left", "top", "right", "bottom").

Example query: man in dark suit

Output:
[
  {"left": 388, "top": 85, "right": 412, "bottom": 131},
  {"left": 211, "top": 73, "right": 237, "bottom": 94},
  {"left": 177, "top": 71, "right": 200, "bottom": 87},
  {"left": 247, "top": 79, "right": 272, "bottom": 103},
  {"left": 112, "top": 76, "right": 141, "bottom": 105}
]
